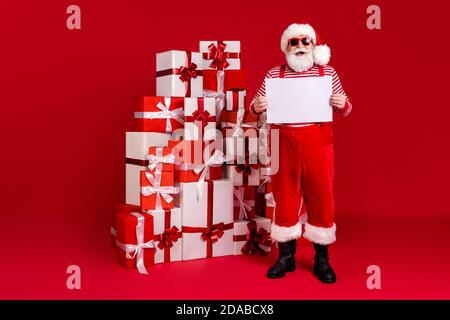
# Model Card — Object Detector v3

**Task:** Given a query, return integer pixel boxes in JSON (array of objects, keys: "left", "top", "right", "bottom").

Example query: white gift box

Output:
[
  {"left": 148, "top": 207, "right": 182, "bottom": 264},
  {"left": 176, "top": 179, "right": 234, "bottom": 260},
  {"left": 126, "top": 132, "right": 171, "bottom": 206},
  {"left": 156, "top": 50, "right": 203, "bottom": 97},
  {"left": 233, "top": 216, "right": 272, "bottom": 255},
  {"left": 199, "top": 41, "right": 241, "bottom": 70},
  {"left": 225, "top": 90, "right": 246, "bottom": 111},
  {"left": 225, "top": 164, "right": 260, "bottom": 186},
  {"left": 184, "top": 97, "right": 217, "bottom": 141}
]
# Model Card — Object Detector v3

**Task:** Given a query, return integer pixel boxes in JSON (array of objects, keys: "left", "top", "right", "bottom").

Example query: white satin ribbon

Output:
[
  {"left": 233, "top": 187, "right": 254, "bottom": 219},
  {"left": 147, "top": 147, "right": 175, "bottom": 172},
  {"left": 115, "top": 212, "right": 155, "bottom": 275},
  {"left": 192, "top": 150, "right": 224, "bottom": 200},
  {"left": 203, "top": 70, "right": 225, "bottom": 123},
  {"left": 134, "top": 97, "right": 184, "bottom": 132},
  {"left": 264, "top": 192, "right": 276, "bottom": 208}
]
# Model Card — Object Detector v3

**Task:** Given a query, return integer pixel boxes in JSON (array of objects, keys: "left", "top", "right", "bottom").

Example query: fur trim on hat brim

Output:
[
  {"left": 271, "top": 222, "right": 302, "bottom": 242},
  {"left": 303, "top": 222, "right": 336, "bottom": 245}
]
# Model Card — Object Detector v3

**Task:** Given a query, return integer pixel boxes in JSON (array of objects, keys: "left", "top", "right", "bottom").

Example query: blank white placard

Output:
[{"left": 266, "top": 77, "right": 333, "bottom": 124}]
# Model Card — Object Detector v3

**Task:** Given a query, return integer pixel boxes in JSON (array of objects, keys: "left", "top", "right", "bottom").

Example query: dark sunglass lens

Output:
[
  {"left": 302, "top": 38, "right": 311, "bottom": 46},
  {"left": 290, "top": 39, "right": 299, "bottom": 46}
]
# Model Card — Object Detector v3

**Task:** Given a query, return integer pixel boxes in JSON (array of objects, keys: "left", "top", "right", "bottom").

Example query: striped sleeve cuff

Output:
[{"left": 334, "top": 100, "right": 352, "bottom": 117}]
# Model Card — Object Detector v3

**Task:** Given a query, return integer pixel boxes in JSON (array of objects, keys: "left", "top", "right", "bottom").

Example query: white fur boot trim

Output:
[
  {"left": 303, "top": 222, "right": 336, "bottom": 245},
  {"left": 271, "top": 222, "right": 302, "bottom": 242}
]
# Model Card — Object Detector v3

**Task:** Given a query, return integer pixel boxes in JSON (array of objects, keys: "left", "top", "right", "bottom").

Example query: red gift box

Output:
[
  {"left": 115, "top": 211, "right": 155, "bottom": 274},
  {"left": 233, "top": 186, "right": 256, "bottom": 220},
  {"left": 134, "top": 96, "right": 184, "bottom": 133},
  {"left": 147, "top": 146, "right": 175, "bottom": 173},
  {"left": 112, "top": 203, "right": 142, "bottom": 247},
  {"left": 203, "top": 70, "right": 246, "bottom": 92},
  {"left": 221, "top": 110, "right": 258, "bottom": 129},
  {"left": 140, "top": 171, "right": 178, "bottom": 210}
]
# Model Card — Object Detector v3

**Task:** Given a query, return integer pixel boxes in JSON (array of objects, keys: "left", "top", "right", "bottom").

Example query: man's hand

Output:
[
  {"left": 253, "top": 96, "right": 268, "bottom": 113},
  {"left": 330, "top": 94, "right": 346, "bottom": 109}
]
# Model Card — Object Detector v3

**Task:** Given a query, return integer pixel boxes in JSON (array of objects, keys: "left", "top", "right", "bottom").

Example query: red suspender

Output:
[
  {"left": 318, "top": 65, "right": 324, "bottom": 76},
  {"left": 279, "top": 64, "right": 286, "bottom": 78}
]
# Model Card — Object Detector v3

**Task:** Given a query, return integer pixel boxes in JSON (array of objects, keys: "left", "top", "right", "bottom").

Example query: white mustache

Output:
[{"left": 292, "top": 49, "right": 309, "bottom": 54}]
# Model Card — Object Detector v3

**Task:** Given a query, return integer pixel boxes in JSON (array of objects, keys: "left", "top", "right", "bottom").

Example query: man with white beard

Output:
[{"left": 250, "top": 23, "right": 352, "bottom": 283}]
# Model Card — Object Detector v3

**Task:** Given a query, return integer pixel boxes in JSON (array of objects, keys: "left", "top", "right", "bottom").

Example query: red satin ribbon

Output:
[
  {"left": 184, "top": 99, "right": 216, "bottom": 132},
  {"left": 155, "top": 51, "right": 202, "bottom": 96},
  {"left": 153, "top": 209, "right": 182, "bottom": 262},
  {"left": 126, "top": 157, "right": 149, "bottom": 167},
  {"left": 203, "top": 41, "right": 241, "bottom": 70},
  {"left": 236, "top": 220, "right": 272, "bottom": 256},
  {"left": 182, "top": 181, "right": 233, "bottom": 258},
  {"left": 234, "top": 163, "right": 259, "bottom": 185},
  {"left": 232, "top": 91, "right": 239, "bottom": 109}
]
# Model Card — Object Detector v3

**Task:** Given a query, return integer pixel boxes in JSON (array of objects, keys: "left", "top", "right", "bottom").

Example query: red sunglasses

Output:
[{"left": 288, "top": 37, "right": 313, "bottom": 47}]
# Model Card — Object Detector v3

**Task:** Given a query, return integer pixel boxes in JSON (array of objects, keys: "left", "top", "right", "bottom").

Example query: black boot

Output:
[
  {"left": 267, "top": 240, "right": 296, "bottom": 279},
  {"left": 313, "top": 243, "right": 336, "bottom": 284}
]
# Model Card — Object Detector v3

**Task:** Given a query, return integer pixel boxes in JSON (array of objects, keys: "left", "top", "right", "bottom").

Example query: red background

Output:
[{"left": 1, "top": 0, "right": 449, "bottom": 299}]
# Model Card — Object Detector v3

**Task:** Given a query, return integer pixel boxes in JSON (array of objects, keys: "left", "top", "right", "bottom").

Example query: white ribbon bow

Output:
[
  {"left": 115, "top": 212, "right": 155, "bottom": 275},
  {"left": 264, "top": 192, "right": 276, "bottom": 208},
  {"left": 147, "top": 148, "right": 175, "bottom": 172},
  {"left": 141, "top": 172, "right": 179, "bottom": 209},
  {"left": 192, "top": 150, "right": 224, "bottom": 200},
  {"left": 233, "top": 187, "right": 254, "bottom": 219},
  {"left": 134, "top": 97, "right": 184, "bottom": 132}
]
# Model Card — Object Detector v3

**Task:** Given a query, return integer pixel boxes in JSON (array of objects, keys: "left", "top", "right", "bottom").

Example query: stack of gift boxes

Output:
[{"left": 111, "top": 41, "right": 276, "bottom": 274}]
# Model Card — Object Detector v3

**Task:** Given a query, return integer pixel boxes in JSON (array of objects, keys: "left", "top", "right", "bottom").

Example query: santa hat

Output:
[{"left": 280, "top": 23, "right": 331, "bottom": 66}]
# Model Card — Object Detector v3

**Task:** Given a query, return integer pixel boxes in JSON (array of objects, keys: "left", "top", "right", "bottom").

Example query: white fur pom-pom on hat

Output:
[{"left": 280, "top": 23, "right": 331, "bottom": 66}]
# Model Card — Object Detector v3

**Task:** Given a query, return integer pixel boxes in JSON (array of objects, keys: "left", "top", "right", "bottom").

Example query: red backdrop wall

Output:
[{"left": 0, "top": 0, "right": 449, "bottom": 298}]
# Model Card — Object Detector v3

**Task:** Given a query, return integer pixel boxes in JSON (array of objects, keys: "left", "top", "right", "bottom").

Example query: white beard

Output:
[{"left": 285, "top": 51, "right": 314, "bottom": 73}]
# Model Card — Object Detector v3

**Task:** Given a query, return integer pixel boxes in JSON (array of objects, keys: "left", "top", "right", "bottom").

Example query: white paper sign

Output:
[{"left": 266, "top": 77, "right": 333, "bottom": 123}]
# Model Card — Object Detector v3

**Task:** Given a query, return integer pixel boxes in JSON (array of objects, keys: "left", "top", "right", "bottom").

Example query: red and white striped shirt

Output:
[{"left": 251, "top": 64, "right": 352, "bottom": 126}]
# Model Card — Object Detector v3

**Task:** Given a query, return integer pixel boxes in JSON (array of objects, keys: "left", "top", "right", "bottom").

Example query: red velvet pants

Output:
[{"left": 271, "top": 123, "right": 336, "bottom": 244}]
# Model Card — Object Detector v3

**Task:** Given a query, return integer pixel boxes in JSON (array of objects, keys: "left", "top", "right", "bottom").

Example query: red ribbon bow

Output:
[
  {"left": 241, "top": 220, "right": 272, "bottom": 256},
  {"left": 207, "top": 41, "right": 230, "bottom": 70},
  {"left": 179, "top": 62, "right": 199, "bottom": 83},
  {"left": 155, "top": 226, "right": 181, "bottom": 249},
  {"left": 185, "top": 100, "right": 216, "bottom": 132},
  {"left": 201, "top": 222, "right": 226, "bottom": 242},
  {"left": 192, "top": 109, "right": 212, "bottom": 129}
]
